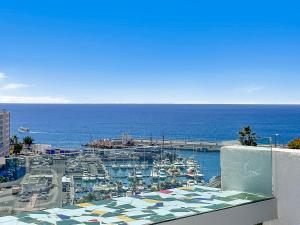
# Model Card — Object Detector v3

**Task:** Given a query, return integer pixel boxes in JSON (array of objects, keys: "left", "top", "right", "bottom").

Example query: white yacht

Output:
[
  {"left": 112, "top": 164, "right": 119, "bottom": 169},
  {"left": 159, "top": 169, "right": 167, "bottom": 179},
  {"left": 187, "top": 179, "right": 197, "bottom": 186},
  {"left": 120, "top": 164, "right": 127, "bottom": 169},
  {"left": 151, "top": 169, "right": 159, "bottom": 179},
  {"left": 136, "top": 170, "right": 143, "bottom": 179}
]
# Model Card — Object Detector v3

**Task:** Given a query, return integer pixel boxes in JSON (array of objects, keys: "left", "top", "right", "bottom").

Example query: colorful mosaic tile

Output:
[{"left": 0, "top": 185, "right": 268, "bottom": 225}]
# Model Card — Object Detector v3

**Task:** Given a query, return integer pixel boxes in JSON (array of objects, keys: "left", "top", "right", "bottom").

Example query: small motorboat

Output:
[
  {"left": 128, "top": 171, "right": 136, "bottom": 180},
  {"left": 173, "top": 161, "right": 185, "bottom": 169},
  {"left": 186, "top": 158, "right": 198, "bottom": 168},
  {"left": 137, "top": 185, "right": 145, "bottom": 191},
  {"left": 151, "top": 169, "right": 159, "bottom": 180},
  {"left": 122, "top": 185, "right": 129, "bottom": 191},
  {"left": 82, "top": 176, "right": 90, "bottom": 181},
  {"left": 162, "top": 158, "right": 172, "bottom": 168},
  {"left": 187, "top": 179, "right": 197, "bottom": 186},
  {"left": 112, "top": 164, "right": 119, "bottom": 169},
  {"left": 89, "top": 174, "right": 97, "bottom": 180},
  {"left": 126, "top": 163, "right": 133, "bottom": 169},
  {"left": 120, "top": 164, "right": 127, "bottom": 169},
  {"left": 195, "top": 171, "right": 204, "bottom": 179},
  {"left": 97, "top": 175, "right": 106, "bottom": 180},
  {"left": 159, "top": 169, "right": 167, "bottom": 179},
  {"left": 136, "top": 171, "right": 143, "bottom": 179},
  {"left": 18, "top": 127, "right": 30, "bottom": 133},
  {"left": 111, "top": 192, "right": 118, "bottom": 198}
]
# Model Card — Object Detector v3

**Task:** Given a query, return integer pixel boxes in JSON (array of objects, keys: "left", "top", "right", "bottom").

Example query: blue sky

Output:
[{"left": 0, "top": 0, "right": 299, "bottom": 104}]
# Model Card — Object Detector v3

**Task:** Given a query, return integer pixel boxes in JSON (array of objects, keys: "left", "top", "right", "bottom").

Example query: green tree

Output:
[
  {"left": 287, "top": 138, "right": 300, "bottom": 149},
  {"left": 13, "top": 143, "right": 23, "bottom": 154},
  {"left": 0, "top": 176, "right": 8, "bottom": 183},
  {"left": 238, "top": 126, "right": 257, "bottom": 146},
  {"left": 85, "top": 193, "right": 96, "bottom": 201},
  {"left": 10, "top": 135, "right": 18, "bottom": 145},
  {"left": 10, "top": 135, "right": 23, "bottom": 155},
  {"left": 23, "top": 136, "right": 34, "bottom": 146}
]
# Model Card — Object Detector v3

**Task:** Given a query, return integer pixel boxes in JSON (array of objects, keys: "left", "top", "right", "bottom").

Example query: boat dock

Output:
[{"left": 85, "top": 138, "right": 238, "bottom": 152}]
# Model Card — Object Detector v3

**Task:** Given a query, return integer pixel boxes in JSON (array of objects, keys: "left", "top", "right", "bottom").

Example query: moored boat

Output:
[
  {"left": 120, "top": 164, "right": 127, "bottom": 169},
  {"left": 187, "top": 179, "right": 197, "bottom": 186},
  {"left": 112, "top": 164, "right": 119, "bottom": 169},
  {"left": 159, "top": 169, "right": 167, "bottom": 179},
  {"left": 151, "top": 169, "right": 159, "bottom": 180},
  {"left": 136, "top": 170, "right": 143, "bottom": 179}
]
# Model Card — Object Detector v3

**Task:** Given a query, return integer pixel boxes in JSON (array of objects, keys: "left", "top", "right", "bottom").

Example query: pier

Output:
[
  {"left": 86, "top": 137, "right": 239, "bottom": 152},
  {"left": 134, "top": 139, "right": 238, "bottom": 151}
]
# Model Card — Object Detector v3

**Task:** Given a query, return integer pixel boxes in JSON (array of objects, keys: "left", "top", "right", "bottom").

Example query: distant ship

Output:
[{"left": 18, "top": 127, "right": 30, "bottom": 133}]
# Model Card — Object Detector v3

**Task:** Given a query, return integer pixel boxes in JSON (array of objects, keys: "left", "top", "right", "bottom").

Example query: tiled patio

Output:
[{"left": 0, "top": 185, "right": 268, "bottom": 225}]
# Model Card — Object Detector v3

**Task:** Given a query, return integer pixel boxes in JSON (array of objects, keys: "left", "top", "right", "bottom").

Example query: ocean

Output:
[
  {"left": 2, "top": 104, "right": 300, "bottom": 146},
  {"left": 2, "top": 104, "right": 300, "bottom": 179}
]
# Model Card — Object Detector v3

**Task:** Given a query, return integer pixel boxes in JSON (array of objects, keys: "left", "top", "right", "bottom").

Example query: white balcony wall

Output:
[
  {"left": 221, "top": 146, "right": 273, "bottom": 196},
  {"left": 264, "top": 148, "right": 300, "bottom": 225}
]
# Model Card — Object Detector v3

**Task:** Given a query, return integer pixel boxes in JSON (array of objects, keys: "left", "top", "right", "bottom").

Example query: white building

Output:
[
  {"left": 31, "top": 144, "right": 52, "bottom": 154},
  {"left": 0, "top": 110, "right": 10, "bottom": 159}
]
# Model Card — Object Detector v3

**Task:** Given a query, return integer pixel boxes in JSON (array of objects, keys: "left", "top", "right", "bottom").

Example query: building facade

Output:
[{"left": 0, "top": 110, "right": 10, "bottom": 158}]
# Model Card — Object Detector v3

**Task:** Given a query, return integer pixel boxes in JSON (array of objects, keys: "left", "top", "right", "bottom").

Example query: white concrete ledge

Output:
[
  {"left": 265, "top": 147, "right": 300, "bottom": 225},
  {"left": 221, "top": 145, "right": 273, "bottom": 196},
  {"left": 160, "top": 198, "right": 277, "bottom": 225}
]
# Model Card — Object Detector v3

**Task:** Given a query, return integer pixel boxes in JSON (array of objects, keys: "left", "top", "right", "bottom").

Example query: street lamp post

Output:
[{"left": 275, "top": 134, "right": 279, "bottom": 148}]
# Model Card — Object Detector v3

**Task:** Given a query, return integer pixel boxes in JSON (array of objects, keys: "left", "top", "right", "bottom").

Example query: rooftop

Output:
[{"left": 0, "top": 185, "right": 269, "bottom": 225}]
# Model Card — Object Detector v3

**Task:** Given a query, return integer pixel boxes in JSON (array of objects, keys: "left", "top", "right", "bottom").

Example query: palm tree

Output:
[
  {"left": 23, "top": 136, "right": 34, "bottom": 146},
  {"left": 238, "top": 126, "right": 257, "bottom": 146},
  {"left": 10, "top": 135, "right": 22, "bottom": 155},
  {"left": 22, "top": 136, "right": 34, "bottom": 155},
  {"left": 10, "top": 135, "right": 18, "bottom": 145},
  {"left": 13, "top": 143, "right": 23, "bottom": 155}
]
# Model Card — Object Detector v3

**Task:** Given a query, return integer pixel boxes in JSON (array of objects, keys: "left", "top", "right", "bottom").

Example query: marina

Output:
[
  {"left": 0, "top": 141, "right": 222, "bottom": 215},
  {"left": 66, "top": 148, "right": 209, "bottom": 204},
  {"left": 0, "top": 144, "right": 220, "bottom": 216}
]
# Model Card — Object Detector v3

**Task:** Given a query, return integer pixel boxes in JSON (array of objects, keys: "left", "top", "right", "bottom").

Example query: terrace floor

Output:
[{"left": 0, "top": 185, "right": 269, "bottom": 225}]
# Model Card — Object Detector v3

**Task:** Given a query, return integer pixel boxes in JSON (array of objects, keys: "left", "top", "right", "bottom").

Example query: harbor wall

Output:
[{"left": 88, "top": 138, "right": 238, "bottom": 151}]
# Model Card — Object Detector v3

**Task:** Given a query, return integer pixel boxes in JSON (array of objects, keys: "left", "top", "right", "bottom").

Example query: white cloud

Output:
[
  {"left": 244, "top": 87, "right": 264, "bottom": 94},
  {"left": 0, "top": 95, "right": 71, "bottom": 104},
  {"left": 0, "top": 72, "right": 5, "bottom": 80},
  {"left": 233, "top": 86, "right": 264, "bottom": 94},
  {"left": 0, "top": 83, "right": 30, "bottom": 90}
]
